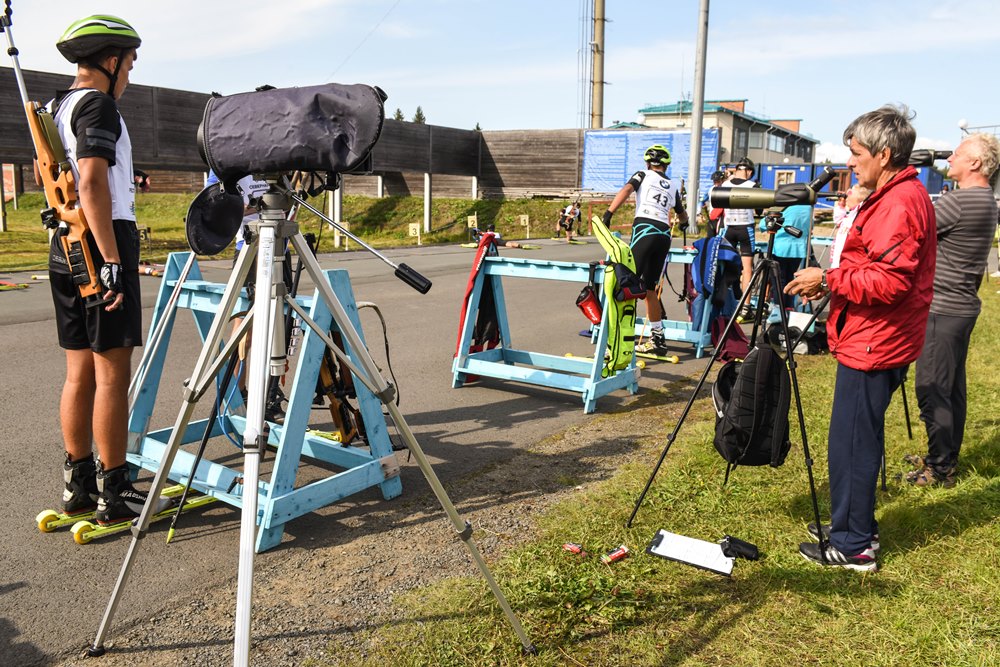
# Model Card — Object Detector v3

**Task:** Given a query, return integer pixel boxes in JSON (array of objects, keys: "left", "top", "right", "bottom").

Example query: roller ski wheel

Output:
[
  {"left": 635, "top": 351, "right": 680, "bottom": 364},
  {"left": 69, "top": 491, "right": 217, "bottom": 545},
  {"left": 36, "top": 510, "right": 62, "bottom": 533},
  {"left": 35, "top": 484, "right": 188, "bottom": 534}
]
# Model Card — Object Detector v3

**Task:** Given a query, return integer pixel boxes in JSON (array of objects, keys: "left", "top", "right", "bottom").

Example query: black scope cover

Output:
[{"left": 198, "top": 83, "right": 386, "bottom": 181}]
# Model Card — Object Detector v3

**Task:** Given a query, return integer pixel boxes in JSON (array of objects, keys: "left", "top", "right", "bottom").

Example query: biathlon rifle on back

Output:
[{"left": 1, "top": 1, "right": 108, "bottom": 306}]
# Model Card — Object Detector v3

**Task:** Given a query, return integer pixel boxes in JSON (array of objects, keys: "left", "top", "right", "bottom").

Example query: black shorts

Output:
[
  {"left": 629, "top": 218, "right": 672, "bottom": 289},
  {"left": 49, "top": 221, "right": 143, "bottom": 352},
  {"left": 724, "top": 224, "right": 756, "bottom": 257}
]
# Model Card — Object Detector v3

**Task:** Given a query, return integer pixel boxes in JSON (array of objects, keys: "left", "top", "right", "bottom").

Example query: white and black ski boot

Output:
[
  {"left": 62, "top": 454, "right": 99, "bottom": 515},
  {"left": 95, "top": 464, "right": 172, "bottom": 525}
]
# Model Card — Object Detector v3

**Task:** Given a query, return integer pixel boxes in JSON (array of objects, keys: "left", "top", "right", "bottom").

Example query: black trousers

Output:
[{"left": 915, "top": 312, "right": 978, "bottom": 473}]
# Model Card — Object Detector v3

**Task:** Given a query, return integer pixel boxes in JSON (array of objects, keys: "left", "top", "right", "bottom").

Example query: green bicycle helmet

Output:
[
  {"left": 643, "top": 144, "right": 671, "bottom": 166},
  {"left": 56, "top": 15, "right": 141, "bottom": 63},
  {"left": 57, "top": 15, "right": 140, "bottom": 96}
]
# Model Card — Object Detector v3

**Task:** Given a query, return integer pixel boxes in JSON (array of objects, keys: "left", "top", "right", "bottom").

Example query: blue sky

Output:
[{"left": 9, "top": 1, "right": 998, "bottom": 163}]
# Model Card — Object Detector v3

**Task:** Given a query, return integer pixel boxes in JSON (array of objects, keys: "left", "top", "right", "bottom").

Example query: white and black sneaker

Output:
[
  {"left": 95, "top": 464, "right": 172, "bottom": 525},
  {"left": 807, "top": 522, "right": 880, "bottom": 552},
  {"left": 799, "top": 541, "right": 878, "bottom": 572}
]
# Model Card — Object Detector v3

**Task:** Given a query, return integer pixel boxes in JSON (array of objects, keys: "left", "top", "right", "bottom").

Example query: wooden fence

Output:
[{"left": 1, "top": 66, "right": 588, "bottom": 198}]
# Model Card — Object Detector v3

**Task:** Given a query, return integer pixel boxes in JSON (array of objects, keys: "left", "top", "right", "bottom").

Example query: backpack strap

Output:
[
  {"left": 770, "top": 355, "right": 792, "bottom": 466},
  {"left": 741, "top": 347, "right": 769, "bottom": 463}
]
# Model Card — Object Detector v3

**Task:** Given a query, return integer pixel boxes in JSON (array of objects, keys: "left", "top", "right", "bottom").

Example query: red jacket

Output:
[{"left": 826, "top": 166, "right": 936, "bottom": 371}]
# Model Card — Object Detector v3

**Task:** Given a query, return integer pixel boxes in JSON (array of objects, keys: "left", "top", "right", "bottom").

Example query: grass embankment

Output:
[
  {"left": 322, "top": 291, "right": 1000, "bottom": 666},
  {"left": 0, "top": 193, "right": 633, "bottom": 272}
]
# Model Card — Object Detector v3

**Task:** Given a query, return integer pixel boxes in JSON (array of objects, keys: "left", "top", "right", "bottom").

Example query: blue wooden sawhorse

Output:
[
  {"left": 127, "top": 252, "right": 402, "bottom": 553},
  {"left": 452, "top": 255, "right": 640, "bottom": 413}
]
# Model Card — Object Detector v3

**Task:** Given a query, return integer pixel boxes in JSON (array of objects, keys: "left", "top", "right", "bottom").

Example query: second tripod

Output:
[{"left": 628, "top": 210, "right": 828, "bottom": 558}]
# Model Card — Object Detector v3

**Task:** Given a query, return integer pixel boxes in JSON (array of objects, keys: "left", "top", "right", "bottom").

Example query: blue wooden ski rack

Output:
[
  {"left": 452, "top": 254, "right": 641, "bottom": 413},
  {"left": 127, "top": 252, "right": 402, "bottom": 553}
]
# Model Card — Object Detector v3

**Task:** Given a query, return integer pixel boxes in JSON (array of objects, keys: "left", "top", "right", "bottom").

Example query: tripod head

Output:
[{"left": 762, "top": 210, "right": 803, "bottom": 237}]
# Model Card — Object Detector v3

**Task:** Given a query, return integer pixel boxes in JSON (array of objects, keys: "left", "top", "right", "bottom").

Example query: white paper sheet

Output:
[{"left": 646, "top": 529, "right": 734, "bottom": 576}]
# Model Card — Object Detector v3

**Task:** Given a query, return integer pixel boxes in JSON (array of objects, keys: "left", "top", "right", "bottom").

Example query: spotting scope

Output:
[
  {"left": 711, "top": 166, "right": 837, "bottom": 210},
  {"left": 909, "top": 149, "right": 951, "bottom": 167}
]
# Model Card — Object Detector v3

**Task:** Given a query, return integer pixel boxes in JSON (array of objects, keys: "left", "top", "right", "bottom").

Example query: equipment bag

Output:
[
  {"left": 612, "top": 262, "right": 647, "bottom": 302},
  {"left": 591, "top": 215, "right": 640, "bottom": 377},
  {"left": 711, "top": 344, "right": 791, "bottom": 477},
  {"left": 711, "top": 315, "right": 750, "bottom": 362},
  {"left": 198, "top": 83, "right": 386, "bottom": 182},
  {"left": 575, "top": 262, "right": 604, "bottom": 325}
]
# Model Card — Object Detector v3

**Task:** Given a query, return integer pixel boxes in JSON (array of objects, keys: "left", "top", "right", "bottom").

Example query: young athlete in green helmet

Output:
[
  {"left": 49, "top": 15, "right": 169, "bottom": 525},
  {"left": 603, "top": 144, "right": 689, "bottom": 354}
]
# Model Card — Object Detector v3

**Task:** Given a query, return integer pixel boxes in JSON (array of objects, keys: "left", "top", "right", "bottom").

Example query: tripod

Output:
[
  {"left": 626, "top": 211, "right": 827, "bottom": 557},
  {"left": 88, "top": 178, "right": 535, "bottom": 664}
]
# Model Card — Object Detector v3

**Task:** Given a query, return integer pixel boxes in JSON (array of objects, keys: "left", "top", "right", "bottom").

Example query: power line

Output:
[{"left": 327, "top": 0, "right": 405, "bottom": 80}]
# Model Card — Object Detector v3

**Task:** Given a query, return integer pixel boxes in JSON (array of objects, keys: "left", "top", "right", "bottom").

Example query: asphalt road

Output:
[{"left": 0, "top": 236, "right": 704, "bottom": 666}]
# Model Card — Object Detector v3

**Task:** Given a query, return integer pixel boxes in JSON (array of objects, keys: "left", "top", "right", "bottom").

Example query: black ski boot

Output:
[
  {"left": 63, "top": 454, "right": 99, "bottom": 515},
  {"left": 95, "top": 464, "right": 172, "bottom": 525}
]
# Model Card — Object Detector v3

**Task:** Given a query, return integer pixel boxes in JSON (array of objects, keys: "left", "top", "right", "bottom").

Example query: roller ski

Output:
[
  {"left": 70, "top": 491, "right": 216, "bottom": 545},
  {"left": 634, "top": 330, "right": 679, "bottom": 363},
  {"left": 634, "top": 350, "right": 680, "bottom": 364},
  {"left": 36, "top": 483, "right": 187, "bottom": 533},
  {"left": 563, "top": 351, "right": 646, "bottom": 370},
  {"left": 36, "top": 456, "right": 155, "bottom": 532}
]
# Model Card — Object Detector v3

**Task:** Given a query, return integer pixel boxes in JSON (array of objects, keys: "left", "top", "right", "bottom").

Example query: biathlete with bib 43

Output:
[{"left": 602, "top": 144, "right": 688, "bottom": 357}]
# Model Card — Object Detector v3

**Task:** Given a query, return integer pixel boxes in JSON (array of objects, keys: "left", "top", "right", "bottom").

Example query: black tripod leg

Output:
[
  {"left": 626, "top": 262, "right": 763, "bottom": 528},
  {"left": 768, "top": 267, "right": 828, "bottom": 561},
  {"left": 901, "top": 375, "right": 913, "bottom": 440},
  {"left": 881, "top": 451, "right": 888, "bottom": 492}
]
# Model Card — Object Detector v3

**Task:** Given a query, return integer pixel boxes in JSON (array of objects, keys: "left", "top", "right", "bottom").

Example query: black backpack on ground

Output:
[{"left": 711, "top": 344, "right": 791, "bottom": 481}]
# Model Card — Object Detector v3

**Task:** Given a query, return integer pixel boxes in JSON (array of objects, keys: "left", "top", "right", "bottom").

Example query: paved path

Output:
[{"left": 0, "top": 237, "right": 704, "bottom": 666}]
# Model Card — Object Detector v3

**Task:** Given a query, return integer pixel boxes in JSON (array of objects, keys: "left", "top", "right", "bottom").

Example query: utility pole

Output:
[
  {"left": 685, "top": 0, "right": 710, "bottom": 224},
  {"left": 589, "top": 0, "right": 605, "bottom": 129}
]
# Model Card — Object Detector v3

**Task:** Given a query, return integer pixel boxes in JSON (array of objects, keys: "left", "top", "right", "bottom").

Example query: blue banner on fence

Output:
[{"left": 582, "top": 129, "right": 720, "bottom": 198}]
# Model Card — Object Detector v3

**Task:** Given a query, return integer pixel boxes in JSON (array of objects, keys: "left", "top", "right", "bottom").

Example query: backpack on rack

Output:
[{"left": 711, "top": 344, "right": 791, "bottom": 482}]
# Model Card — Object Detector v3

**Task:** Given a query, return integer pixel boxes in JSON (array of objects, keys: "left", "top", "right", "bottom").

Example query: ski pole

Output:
[
  {"left": 166, "top": 350, "right": 240, "bottom": 544},
  {"left": 0, "top": 2, "right": 30, "bottom": 102}
]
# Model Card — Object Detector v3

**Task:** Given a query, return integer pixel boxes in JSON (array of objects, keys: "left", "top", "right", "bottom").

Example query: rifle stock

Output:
[{"left": 25, "top": 100, "right": 106, "bottom": 303}]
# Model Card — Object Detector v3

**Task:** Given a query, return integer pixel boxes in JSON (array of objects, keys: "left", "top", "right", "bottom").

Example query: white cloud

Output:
[
  {"left": 815, "top": 141, "right": 850, "bottom": 164},
  {"left": 914, "top": 136, "right": 954, "bottom": 152}
]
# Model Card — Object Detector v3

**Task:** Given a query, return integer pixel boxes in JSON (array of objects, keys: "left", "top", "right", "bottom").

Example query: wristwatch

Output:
[{"left": 820, "top": 270, "right": 829, "bottom": 291}]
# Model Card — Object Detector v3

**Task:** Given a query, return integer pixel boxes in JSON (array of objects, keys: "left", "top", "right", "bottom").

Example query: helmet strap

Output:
[{"left": 90, "top": 48, "right": 127, "bottom": 96}]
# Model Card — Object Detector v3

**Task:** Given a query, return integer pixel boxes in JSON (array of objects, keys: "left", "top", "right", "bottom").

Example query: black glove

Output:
[
  {"left": 677, "top": 218, "right": 690, "bottom": 232},
  {"left": 602, "top": 210, "right": 614, "bottom": 226},
  {"left": 99, "top": 262, "right": 124, "bottom": 295}
]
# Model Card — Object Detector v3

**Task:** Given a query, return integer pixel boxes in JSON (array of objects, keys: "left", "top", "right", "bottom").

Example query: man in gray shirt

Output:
[{"left": 909, "top": 133, "right": 1000, "bottom": 486}]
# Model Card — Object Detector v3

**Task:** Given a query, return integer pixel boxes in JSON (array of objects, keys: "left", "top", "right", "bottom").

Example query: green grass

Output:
[
  {"left": 318, "top": 288, "right": 1000, "bottom": 667},
  {"left": 0, "top": 193, "right": 635, "bottom": 272}
]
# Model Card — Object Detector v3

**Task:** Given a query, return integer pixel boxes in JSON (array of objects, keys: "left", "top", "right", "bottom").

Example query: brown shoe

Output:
[
  {"left": 905, "top": 465, "right": 955, "bottom": 488},
  {"left": 903, "top": 454, "right": 925, "bottom": 468}
]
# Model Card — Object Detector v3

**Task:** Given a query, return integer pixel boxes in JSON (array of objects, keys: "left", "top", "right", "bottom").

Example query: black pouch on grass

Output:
[
  {"left": 611, "top": 263, "right": 646, "bottom": 302},
  {"left": 198, "top": 83, "right": 386, "bottom": 182},
  {"left": 711, "top": 345, "right": 791, "bottom": 478}
]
